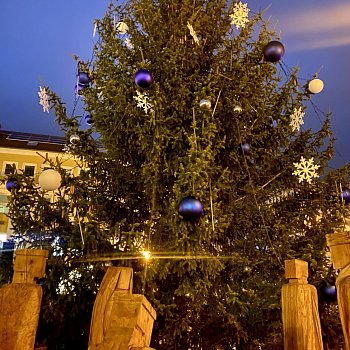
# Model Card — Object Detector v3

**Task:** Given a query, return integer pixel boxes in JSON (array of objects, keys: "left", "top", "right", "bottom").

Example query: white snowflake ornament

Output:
[
  {"left": 133, "top": 91, "right": 153, "bottom": 114},
  {"left": 187, "top": 22, "right": 200, "bottom": 45},
  {"left": 293, "top": 156, "right": 320, "bottom": 184},
  {"left": 38, "top": 86, "right": 50, "bottom": 113},
  {"left": 289, "top": 107, "right": 305, "bottom": 132},
  {"left": 230, "top": 2, "right": 250, "bottom": 29}
]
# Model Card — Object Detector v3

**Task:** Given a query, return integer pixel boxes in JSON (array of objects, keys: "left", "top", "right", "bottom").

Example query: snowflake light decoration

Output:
[
  {"left": 293, "top": 156, "right": 320, "bottom": 184},
  {"left": 230, "top": 2, "right": 250, "bottom": 29},
  {"left": 133, "top": 91, "right": 153, "bottom": 114},
  {"left": 187, "top": 22, "right": 200, "bottom": 45},
  {"left": 289, "top": 107, "right": 305, "bottom": 132},
  {"left": 38, "top": 86, "right": 50, "bottom": 113}
]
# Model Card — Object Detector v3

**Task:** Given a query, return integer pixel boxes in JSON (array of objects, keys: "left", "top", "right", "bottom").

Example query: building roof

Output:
[{"left": 0, "top": 130, "right": 66, "bottom": 152}]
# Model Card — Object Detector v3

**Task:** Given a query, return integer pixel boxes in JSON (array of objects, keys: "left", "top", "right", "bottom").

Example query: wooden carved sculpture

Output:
[
  {"left": 281, "top": 259, "right": 323, "bottom": 350},
  {"left": 0, "top": 249, "right": 48, "bottom": 350},
  {"left": 327, "top": 231, "right": 350, "bottom": 350},
  {"left": 88, "top": 267, "right": 157, "bottom": 350}
]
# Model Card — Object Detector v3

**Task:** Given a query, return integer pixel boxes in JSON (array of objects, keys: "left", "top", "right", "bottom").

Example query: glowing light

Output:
[{"left": 142, "top": 251, "right": 151, "bottom": 260}]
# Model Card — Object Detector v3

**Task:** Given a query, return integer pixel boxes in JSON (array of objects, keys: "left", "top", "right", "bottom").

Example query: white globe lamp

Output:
[
  {"left": 308, "top": 78, "right": 324, "bottom": 94},
  {"left": 39, "top": 169, "right": 62, "bottom": 191}
]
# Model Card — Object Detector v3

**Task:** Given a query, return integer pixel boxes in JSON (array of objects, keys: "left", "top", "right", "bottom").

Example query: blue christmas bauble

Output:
[
  {"left": 78, "top": 72, "right": 90, "bottom": 85},
  {"left": 263, "top": 41, "right": 285, "bottom": 63},
  {"left": 320, "top": 283, "right": 337, "bottom": 302},
  {"left": 239, "top": 143, "right": 250, "bottom": 155},
  {"left": 6, "top": 178, "right": 17, "bottom": 191},
  {"left": 85, "top": 114, "right": 94, "bottom": 125},
  {"left": 135, "top": 69, "right": 153, "bottom": 89},
  {"left": 340, "top": 188, "right": 350, "bottom": 204},
  {"left": 178, "top": 196, "right": 203, "bottom": 221}
]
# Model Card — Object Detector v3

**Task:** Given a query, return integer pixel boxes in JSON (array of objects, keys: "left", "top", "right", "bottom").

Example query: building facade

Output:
[{"left": 0, "top": 130, "right": 78, "bottom": 244}]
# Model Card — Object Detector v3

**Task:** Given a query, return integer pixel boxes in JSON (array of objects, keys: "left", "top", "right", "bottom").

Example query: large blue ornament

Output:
[
  {"left": 6, "top": 178, "right": 17, "bottom": 191},
  {"left": 78, "top": 72, "right": 90, "bottom": 85},
  {"left": 85, "top": 114, "right": 94, "bottom": 125},
  {"left": 340, "top": 188, "right": 350, "bottom": 205},
  {"left": 320, "top": 283, "right": 337, "bottom": 303},
  {"left": 178, "top": 196, "right": 203, "bottom": 221},
  {"left": 263, "top": 41, "right": 285, "bottom": 63},
  {"left": 134, "top": 69, "right": 153, "bottom": 89}
]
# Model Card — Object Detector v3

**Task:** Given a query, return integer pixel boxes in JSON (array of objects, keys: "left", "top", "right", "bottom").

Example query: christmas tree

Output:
[{"left": 3, "top": 1, "right": 350, "bottom": 348}]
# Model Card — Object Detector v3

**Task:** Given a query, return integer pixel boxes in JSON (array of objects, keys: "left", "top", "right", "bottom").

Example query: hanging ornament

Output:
[
  {"left": 340, "top": 188, "right": 350, "bottom": 204},
  {"left": 187, "top": 22, "right": 200, "bottom": 45},
  {"left": 320, "top": 282, "right": 337, "bottom": 302},
  {"left": 289, "top": 107, "right": 305, "bottom": 133},
  {"left": 85, "top": 114, "right": 94, "bottom": 125},
  {"left": 78, "top": 72, "right": 90, "bottom": 85},
  {"left": 38, "top": 86, "right": 50, "bottom": 113},
  {"left": 135, "top": 69, "right": 153, "bottom": 89},
  {"left": 133, "top": 91, "right": 153, "bottom": 114},
  {"left": 178, "top": 196, "right": 203, "bottom": 221},
  {"left": 199, "top": 99, "right": 211, "bottom": 110},
  {"left": 229, "top": 1, "right": 250, "bottom": 29},
  {"left": 308, "top": 78, "right": 324, "bottom": 94},
  {"left": 263, "top": 41, "right": 285, "bottom": 63},
  {"left": 6, "top": 178, "right": 18, "bottom": 191},
  {"left": 239, "top": 142, "right": 250, "bottom": 155},
  {"left": 116, "top": 21, "right": 129, "bottom": 34},
  {"left": 39, "top": 169, "right": 62, "bottom": 191},
  {"left": 292, "top": 156, "right": 320, "bottom": 184},
  {"left": 70, "top": 134, "right": 80, "bottom": 145},
  {"left": 234, "top": 105, "right": 242, "bottom": 113}
]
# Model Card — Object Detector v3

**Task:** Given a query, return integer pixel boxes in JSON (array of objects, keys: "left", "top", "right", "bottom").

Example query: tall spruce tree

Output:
[{"left": 3, "top": 1, "right": 350, "bottom": 349}]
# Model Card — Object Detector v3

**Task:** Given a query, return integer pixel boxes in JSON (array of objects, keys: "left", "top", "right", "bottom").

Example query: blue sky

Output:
[{"left": 0, "top": 1, "right": 349, "bottom": 167}]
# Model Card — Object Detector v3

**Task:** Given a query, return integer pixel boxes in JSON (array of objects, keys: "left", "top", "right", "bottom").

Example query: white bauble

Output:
[
  {"left": 70, "top": 134, "right": 80, "bottom": 144},
  {"left": 116, "top": 22, "right": 128, "bottom": 34},
  {"left": 39, "top": 169, "right": 62, "bottom": 191},
  {"left": 308, "top": 78, "right": 324, "bottom": 94},
  {"left": 234, "top": 105, "right": 242, "bottom": 113},
  {"left": 199, "top": 99, "right": 211, "bottom": 109}
]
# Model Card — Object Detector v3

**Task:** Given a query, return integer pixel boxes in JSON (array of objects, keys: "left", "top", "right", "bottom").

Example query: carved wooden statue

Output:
[
  {"left": 281, "top": 259, "right": 323, "bottom": 350},
  {"left": 327, "top": 231, "right": 350, "bottom": 349},
  {"left": 0, "top": 249, "right": 48, "bottom": 350},
  {"left": 88, "top": 266, "right": 157, "bottom": 350}
]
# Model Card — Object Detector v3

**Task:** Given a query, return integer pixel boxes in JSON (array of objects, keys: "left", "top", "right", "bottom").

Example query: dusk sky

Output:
[{"left": 0, "top": 0, "right": 349, "bottom": 167}]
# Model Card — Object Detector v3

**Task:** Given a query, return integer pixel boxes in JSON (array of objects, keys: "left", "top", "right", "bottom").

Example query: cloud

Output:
[
  {"left": 288, "top": 34, "right": 350, "bottom": 52},
  {"left": 278, "top": 4, "right": 350, "bottom": 51},
  {"left": 281, "top": 4, "right": 350, "bottom": 34}
]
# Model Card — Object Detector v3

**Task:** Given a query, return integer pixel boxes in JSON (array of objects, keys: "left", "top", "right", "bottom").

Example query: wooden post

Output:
[
  {"left": 12, "top": 249, "right": 48, "bottom": 283},
  {"left": 281, "top": 259, "right": 323, "bottom": 350},
  {"left": 0, "top": 249, "right": 48, "bottom": 350},
  {"left": 326, "top": 231, "right": 350, "bottom": 349},
  {"left": 88, "top": 267, "right": 157, "bottom": 350}
]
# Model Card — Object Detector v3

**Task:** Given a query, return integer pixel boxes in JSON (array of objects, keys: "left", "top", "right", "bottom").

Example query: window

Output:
[
  {"left": 2, "top": 162, "right": 18, "bottom": 175},
  {"left": 23, "top": 164, "right": 36, "bottom": 177}
]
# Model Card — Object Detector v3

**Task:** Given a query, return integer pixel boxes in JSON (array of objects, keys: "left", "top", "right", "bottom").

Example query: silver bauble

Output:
[
  {"left": 199, "top": 99, "right": 211, "bottom": 109},
  {"left": 70, "top": 134, "right": 80, "bottom": 144}
]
